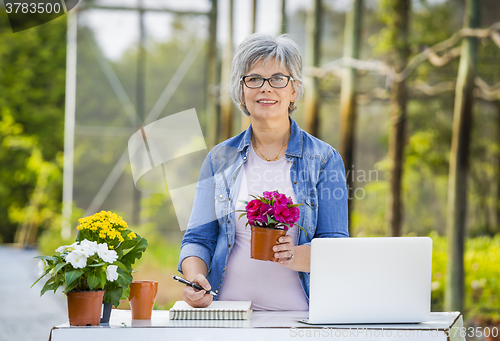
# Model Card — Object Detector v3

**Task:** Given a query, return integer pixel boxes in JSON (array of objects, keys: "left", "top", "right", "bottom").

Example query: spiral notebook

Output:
[{"left": 169, "top": 301, "right": 253, "bottom": 320}]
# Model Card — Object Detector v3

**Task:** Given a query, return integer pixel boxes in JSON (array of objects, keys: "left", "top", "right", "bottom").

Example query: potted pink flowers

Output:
[{"left": 236, "top": 190, "right": 304, "bottom": 261}]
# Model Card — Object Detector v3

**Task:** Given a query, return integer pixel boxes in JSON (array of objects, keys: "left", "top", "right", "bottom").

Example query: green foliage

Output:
[
  {"left": 468, "top": 103, "right": 500, "bottom": 236},
  {"left": 430, "top": 233, "right": 500, "bottom": 320},
  {"left": 120, "top": 237, "right": 148, "bottom": 270},
  {"left": 409, "top": 1, "right": 457, "bottom": 49},
  {"left": 32, "top": 242, "right": 113, "bottom": 295},
  {"left": 351, "top": 181, "right": 389, "bottom": 236},
  {"left": 0, "top": 13, "right": 66, "bottom": 243},
  {"left": 369, "top": 0, "right": 411, "bottom": 65}
]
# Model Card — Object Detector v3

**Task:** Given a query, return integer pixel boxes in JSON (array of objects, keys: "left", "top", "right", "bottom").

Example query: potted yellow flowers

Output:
[
  {"left": 75, "top": 211, "right": 148, "bottom": 322},
  {"left": 33, "top": 211, "right": 147, "bottom": 325}
]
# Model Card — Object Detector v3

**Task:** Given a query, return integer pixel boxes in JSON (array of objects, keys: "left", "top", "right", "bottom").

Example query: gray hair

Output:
[{"left": 229, "top": 33, "right": 304, "bottom": 116}]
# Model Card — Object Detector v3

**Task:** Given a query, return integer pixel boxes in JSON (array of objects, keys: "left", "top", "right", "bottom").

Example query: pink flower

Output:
[
  {"left": 275, "top": 193, "right": 288, "bottom": 206},
  {"left": 239, "top": 191, "right": 302, "bottom": 230},
  {"left": 263, "top": 191, "right": 274, "bottom": 200},
  {"left": 247, "top": 211, "right": 258, "bottom": 225},
  {"left": 289, "top": 206, "right": 300, "bottom": 223},
  {"left": 257, "top": 204, "right": 274, "bottom": 224},
  {"left": 246, "top": 199, "right": 262, "bottom": 225},
  {"left": 274, "top": 204, "right": 291, "bottom": 223},
  {"left": 246, "top": 199, "right": 262, "bottom": 214},
  {"left": 260, "top": 204, "right": 274, "bottom": 216}
]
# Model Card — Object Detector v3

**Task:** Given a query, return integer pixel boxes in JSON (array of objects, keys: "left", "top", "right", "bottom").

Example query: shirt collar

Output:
[{"left": 237, "top": 117, "right": 303, "bottom": 158}]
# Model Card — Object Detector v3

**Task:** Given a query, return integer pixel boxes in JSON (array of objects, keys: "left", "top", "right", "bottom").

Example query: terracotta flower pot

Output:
[
  {"left": 250, "top": 225, "right": 287, "bottom": 261},
  {"left": 67, "top": 290, "right": 105, "bottom": 326},
  {"left": 128, "top": 280, "right": 158, "bottom": 319}
]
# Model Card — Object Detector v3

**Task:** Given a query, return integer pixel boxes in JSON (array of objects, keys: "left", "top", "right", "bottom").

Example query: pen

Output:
[{"left": 172, "top": 275, "right": 218, "bottom": 296}]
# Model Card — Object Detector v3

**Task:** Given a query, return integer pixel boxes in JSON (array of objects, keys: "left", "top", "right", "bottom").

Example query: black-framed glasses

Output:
[{"left": 240, "top": 75, "right": 294, "bottom": 89}]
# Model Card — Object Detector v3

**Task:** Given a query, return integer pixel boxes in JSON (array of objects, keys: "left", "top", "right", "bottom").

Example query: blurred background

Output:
[{"left": 0, "top": 0, "right": 499, "bottom": 339}]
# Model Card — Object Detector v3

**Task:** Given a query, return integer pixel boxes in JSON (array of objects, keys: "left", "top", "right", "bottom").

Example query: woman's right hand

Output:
[{"left": 182, "top": 274, "right": 213, "bottom": 308}]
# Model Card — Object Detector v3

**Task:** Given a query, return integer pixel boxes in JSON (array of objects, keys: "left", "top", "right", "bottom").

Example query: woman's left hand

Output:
[
  {"left": 273, "top": 236, "right": 311, "bottom": 272},
  {"left": 273, "top": 235, "right": 294, "bottom": 267}
]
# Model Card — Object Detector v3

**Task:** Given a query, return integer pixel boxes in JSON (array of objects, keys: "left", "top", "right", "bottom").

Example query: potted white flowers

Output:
[
  {"left": 32, "top": 239, "right": 123, "bottom": 326},
  {"left": 33, "top": 211, "right": 148, "bottom": 325},
  {"left": 75, "top": 211, "right": 147, "bottom": 322}
]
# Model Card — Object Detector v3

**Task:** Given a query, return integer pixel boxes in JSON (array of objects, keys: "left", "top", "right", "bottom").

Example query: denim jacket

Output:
[{"left": 178, "top": 117, "right": 349, "bottom": 301}]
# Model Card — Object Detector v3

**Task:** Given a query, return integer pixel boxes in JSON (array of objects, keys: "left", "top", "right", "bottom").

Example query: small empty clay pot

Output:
[{"left": 128, "top": 280, "right": 158, "bottom": 319}]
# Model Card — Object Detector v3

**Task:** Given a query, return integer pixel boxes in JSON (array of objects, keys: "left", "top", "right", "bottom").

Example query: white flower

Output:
[
  {"left": 106, "top": 265, "right": 119, "bottom": 282},
  {"left": 57, "top": 242, "right": 80, "bottom": 258},
  {"left": 74, "top": 240, "right": 96, "bottom": 257},
  {"left": 80, "top": 239, "right": 97, "bottom": 252},
  {"left": 80, "top": 240, "right": 98, "bottom": 253},
  {"left": 55, "top": 245, "right": 69, "bottom": 253},
  {"left": 96, "top": 243, "right": 118, "bottom": 263},
  {"left": 38, "top": 260, "right": 46, "bottom": 276},
  {"left": 65, "top": 251, "right": 87, "bottom": 269}
]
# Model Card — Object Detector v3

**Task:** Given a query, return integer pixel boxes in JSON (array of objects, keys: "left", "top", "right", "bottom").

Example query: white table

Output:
[{"left": 49, "top": 310, "right": 465, "bottom": 341}]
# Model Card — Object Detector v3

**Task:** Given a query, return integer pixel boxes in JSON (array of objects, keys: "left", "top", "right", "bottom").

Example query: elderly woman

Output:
[{"left": 178, "top": 34, "right": 348, "bottom": 310}]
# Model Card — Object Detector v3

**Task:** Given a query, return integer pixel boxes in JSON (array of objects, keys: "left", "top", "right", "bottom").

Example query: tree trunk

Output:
[
  {"left": 445, "top": 0, "right": 480, "bottom": 313},
  {"left": 304, "top": 0, "right": 322, "bottom": 137},
  {"left": 385, "top": 0, "right": 410, "bottom": 238},
  {"left": 206, "top": 0, "right": 218, "bottom": 148},
  {"left": 280, "top": 0, "right": 287, "bottom": 35},
  {"left": 240, "top": 0, "right": 256, "bottom": 133},
  {"left": 339, "top": 0, "right": 363, "bottom": 234},
  {"left": 251, "top": 0, "right": 257, "bottom": 34},
  {"left": 220, "top": 0, "right": 234, "bottom": 142},
  {"left": 496, "top": 101, "right": 500, "bottom": 231}
]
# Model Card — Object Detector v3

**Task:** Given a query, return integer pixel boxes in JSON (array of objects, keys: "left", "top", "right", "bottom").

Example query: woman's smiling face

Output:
[{"left": 242, "top": 58, "right": 296, "bottom": 122}]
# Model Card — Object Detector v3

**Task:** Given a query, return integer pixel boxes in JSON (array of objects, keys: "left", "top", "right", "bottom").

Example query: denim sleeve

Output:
[
  {"left": 178, "top": 151, "right": 220, "bottom": 274},
  {"left": 315, "top": 147, "right": 349, "bottom": 238}
]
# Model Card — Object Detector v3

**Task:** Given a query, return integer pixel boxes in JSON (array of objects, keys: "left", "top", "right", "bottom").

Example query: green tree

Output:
[
  {"left": 378, "top": 0, "right": 411, "bottom": 237},
  {"left": 446, "top": 0, "right": 480, "bottom": 313},
  {"left": 0, "top": 14, "right": 67, "bottom": 243},
  {"left": 304, "top": 0, "right": 322, "bottom": 137},
  {"left": 339, "top": 0, "right": 363, "bottom": 233}
]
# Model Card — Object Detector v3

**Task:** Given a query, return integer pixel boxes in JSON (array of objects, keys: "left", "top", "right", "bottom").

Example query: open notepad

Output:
[{"left": 169, "top": 301, "right": 252, "bottom": 320}]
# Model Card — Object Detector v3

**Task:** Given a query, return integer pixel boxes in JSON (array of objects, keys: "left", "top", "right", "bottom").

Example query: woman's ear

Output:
[
  {"left": 241, "top": 84, "right": 246, "bottom": 103},
  {"left": 292, "top": 80, "right": 298, "bottom": 96}
]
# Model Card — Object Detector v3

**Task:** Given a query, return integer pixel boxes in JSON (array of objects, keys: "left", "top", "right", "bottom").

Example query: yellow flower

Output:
[{"left": 78, "top": 211, "right": 132, "bottom": 244}]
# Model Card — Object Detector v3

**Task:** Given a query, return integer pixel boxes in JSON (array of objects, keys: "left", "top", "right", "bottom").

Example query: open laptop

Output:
[{"left": 303, "top": 237, "right": 432, "bottom": 324}]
